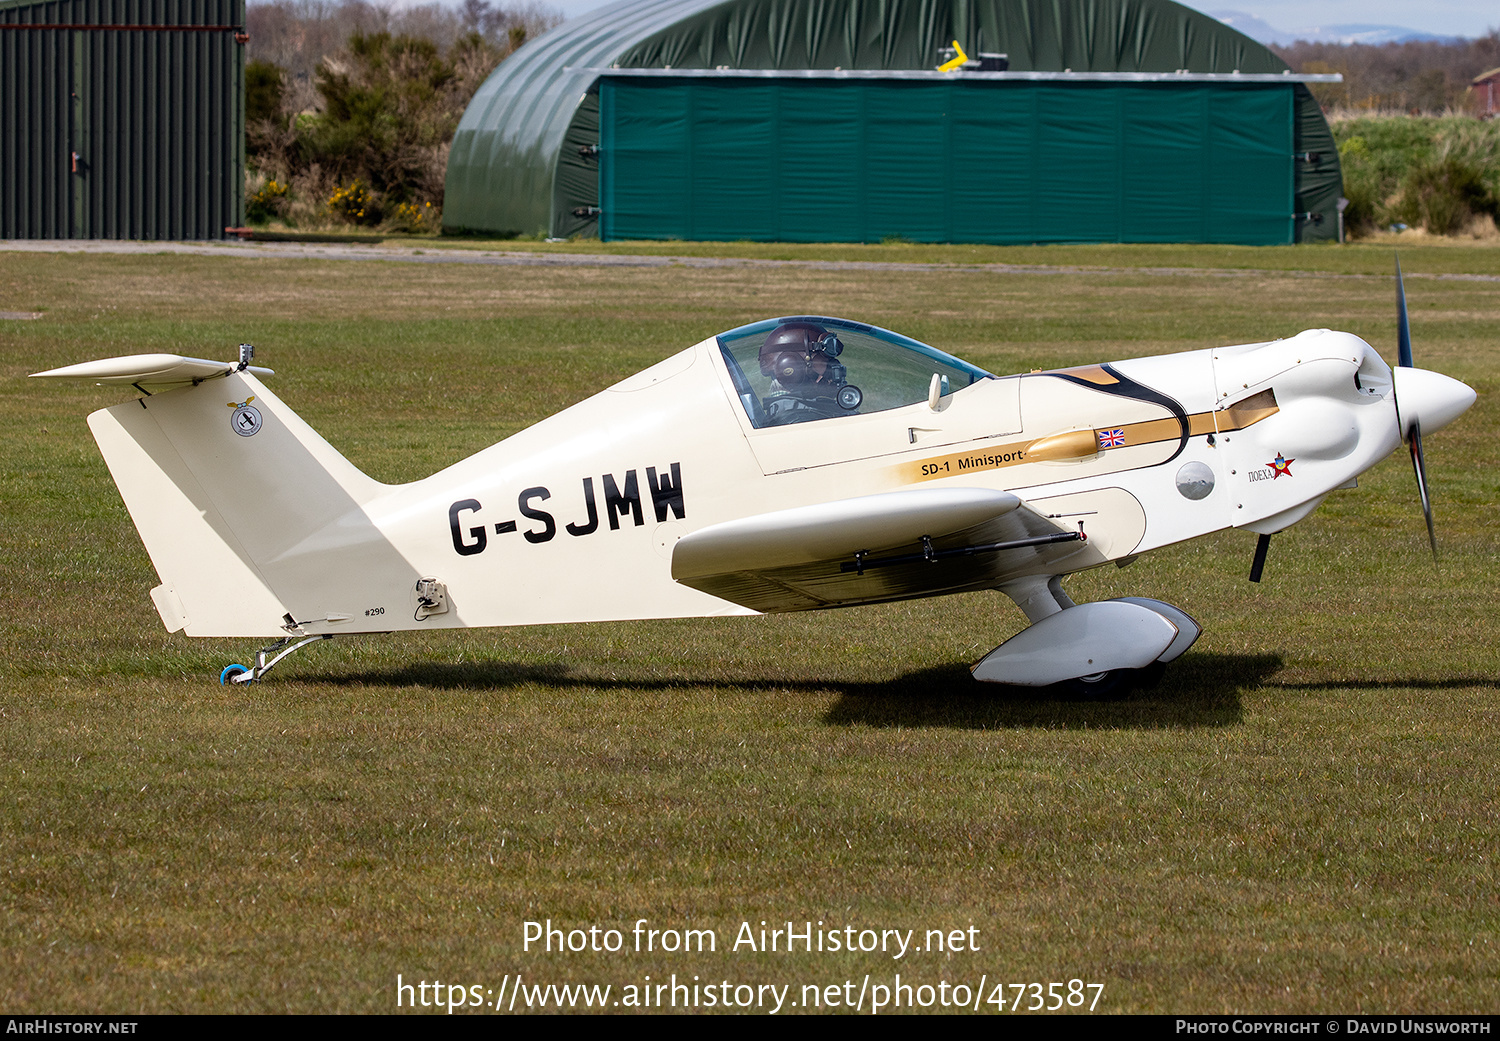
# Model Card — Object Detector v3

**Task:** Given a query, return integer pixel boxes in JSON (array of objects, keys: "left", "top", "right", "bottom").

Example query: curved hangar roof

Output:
[{"left": 445, "top": 0, "right": 1340, "bottom": 243}]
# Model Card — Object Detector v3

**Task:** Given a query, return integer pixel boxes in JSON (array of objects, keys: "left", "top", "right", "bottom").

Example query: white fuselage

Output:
[{"left": 253, "top": 327, "right": 1400, "bottom": 636}]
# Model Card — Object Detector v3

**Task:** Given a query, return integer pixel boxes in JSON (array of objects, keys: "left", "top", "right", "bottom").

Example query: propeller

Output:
[
  {"left": 1248, "top": 256, "right": 1462, "bottom": 583},
  {"left": 1392, "top": 256, "right": 1438, "bottom": 560}
]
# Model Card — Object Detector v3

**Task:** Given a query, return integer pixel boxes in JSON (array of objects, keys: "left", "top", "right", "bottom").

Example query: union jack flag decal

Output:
[{"left": 1098, "top": 428, "right": 1126, "bottom": 448}]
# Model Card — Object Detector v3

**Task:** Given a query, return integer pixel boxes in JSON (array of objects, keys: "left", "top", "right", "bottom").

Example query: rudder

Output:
[{"left": 87, "top": 370, "right": 400, "bottom": 637}]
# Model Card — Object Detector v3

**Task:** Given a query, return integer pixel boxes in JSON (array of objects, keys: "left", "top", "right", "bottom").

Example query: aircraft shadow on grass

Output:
[
  {"left": 329, "top": 650, "right": 1281, "bottom": 730},
  {"left": 818, "top": 651, "right": 1273, "bottom": 729},
  {"left": 1268, "top": 676, "right": 1500, "bottom": 693}
]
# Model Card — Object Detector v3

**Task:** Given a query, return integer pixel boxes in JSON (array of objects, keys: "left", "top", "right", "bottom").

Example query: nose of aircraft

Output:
[{"left": 1393, "top": 367, "right": 1476, "bottom": 439}]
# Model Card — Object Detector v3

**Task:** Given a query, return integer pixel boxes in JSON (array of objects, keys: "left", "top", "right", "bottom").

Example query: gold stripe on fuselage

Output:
[{"left": 895, "top": 395, "right": 1278, "bottom": 484}]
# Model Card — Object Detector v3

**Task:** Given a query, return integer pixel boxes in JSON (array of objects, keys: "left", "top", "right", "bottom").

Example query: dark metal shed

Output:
[{"left": 1, "top": 0, "right": 245, "bottom": 239}]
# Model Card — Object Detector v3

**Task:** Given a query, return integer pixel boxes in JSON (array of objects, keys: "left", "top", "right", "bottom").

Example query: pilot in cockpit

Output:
[{"left": 758, "top": 321, "right": 863, "bottom": 425}]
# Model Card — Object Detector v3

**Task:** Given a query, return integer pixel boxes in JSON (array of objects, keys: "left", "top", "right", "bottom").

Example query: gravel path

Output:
[{"left": 3, "top": 237, "right": 1498, "bottom": 282}]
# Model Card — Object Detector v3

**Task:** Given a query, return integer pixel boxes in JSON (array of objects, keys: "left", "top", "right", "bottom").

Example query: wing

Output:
[{"left": 671, "top": 487, "right": 1105, "bottom": 612}]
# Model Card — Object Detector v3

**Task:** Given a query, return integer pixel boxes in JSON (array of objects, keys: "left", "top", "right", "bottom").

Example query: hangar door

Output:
[{"left": 598, "top": 77, "right": 1294, "bottom": 245}]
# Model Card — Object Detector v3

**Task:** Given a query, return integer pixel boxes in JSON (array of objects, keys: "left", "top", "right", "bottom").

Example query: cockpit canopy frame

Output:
[{"left": 718, "top": 316, "right": 992, "bottom": 429}]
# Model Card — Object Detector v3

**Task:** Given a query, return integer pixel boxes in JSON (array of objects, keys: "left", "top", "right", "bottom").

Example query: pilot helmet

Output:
[{"left": 759, "top": 322, "right": 845, "bottom": 386}]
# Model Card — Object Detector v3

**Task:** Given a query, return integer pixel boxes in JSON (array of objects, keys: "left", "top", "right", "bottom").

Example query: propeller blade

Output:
[
  {"left": 1409, "top": 420, "right": 1438, "bottom": 560},
  {"left": 1395, "top": 255, "right": 1413, "bottom": 369},
  {"left": 1394, "top": 258, "right": 1441, "bottom": 560},
  {"left": 1248, "top": 532, "right": 1272, "bottom": 583}
]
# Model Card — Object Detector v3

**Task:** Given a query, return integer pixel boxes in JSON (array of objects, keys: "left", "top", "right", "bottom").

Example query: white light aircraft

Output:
[{"left": 34, "top": 268, "right": 1474, "bottom": 694}]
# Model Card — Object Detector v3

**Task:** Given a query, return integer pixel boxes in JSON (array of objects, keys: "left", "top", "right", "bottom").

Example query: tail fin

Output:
[{"left": 44, "top": 358, "right": 413, "bottom": 636}]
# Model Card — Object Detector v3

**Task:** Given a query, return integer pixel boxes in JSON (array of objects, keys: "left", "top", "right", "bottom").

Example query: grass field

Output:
[{"left": 1, "top": 243, "right": 1497, "bottom": 1014}]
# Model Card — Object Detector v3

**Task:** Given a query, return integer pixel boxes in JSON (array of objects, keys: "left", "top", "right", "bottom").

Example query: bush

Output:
[
  {"left": 384, "top": 200, "right": 439, "bottom": 232},
  {"left": 327, "top": 181, "right": 380, "bottom": 225},
  {"left": 1336, "top": 136, "right": 1386, "bottom": 235},
  {"left": 242, "top": 3, "right": 553, "bottom": 233},
  {"left": 1394, "top": 158, "right": 1499, "bottom": 236},
  {"left": 296, "top": 32, "right": 458, "bottom": 205},
  {"left": 1331, "top": 115, "right": 1500, "bottom": 237},
  {"left": 245, "top": 175, "right": 291, "bottom": 223},
  {"left": 245, "top": 60, "right": 287, "bottom": 125}
]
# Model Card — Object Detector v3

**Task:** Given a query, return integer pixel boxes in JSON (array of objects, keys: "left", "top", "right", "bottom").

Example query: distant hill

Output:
[{"left": 1210, "top": 10, "right": 1466, "bottom": 46}]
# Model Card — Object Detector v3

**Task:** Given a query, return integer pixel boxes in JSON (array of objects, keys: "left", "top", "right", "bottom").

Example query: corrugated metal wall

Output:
[{"left": 1, "top": 0, "right": 245, "bottom": 239}]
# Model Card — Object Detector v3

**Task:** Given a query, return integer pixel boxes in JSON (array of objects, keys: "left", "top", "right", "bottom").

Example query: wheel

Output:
[
  {"left": 1061, "top": 669, "right": 1134, "bottom": 700},
  {"left": 219, "top": 664, "right": 251, "bottom": 685}
]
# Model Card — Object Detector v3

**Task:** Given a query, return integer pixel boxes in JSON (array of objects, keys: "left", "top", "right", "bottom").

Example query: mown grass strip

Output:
[{"left": 1, "top": 247, "right": 1496, "bottom": 1013}]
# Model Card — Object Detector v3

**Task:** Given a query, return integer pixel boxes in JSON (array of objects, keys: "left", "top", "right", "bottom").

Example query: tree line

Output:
[
  {"left": 1274, "top": 32, "right": 1500, "bottom": 114},
  {"left": 239, "top": 5, "right": 1499, "bottom": 236}
]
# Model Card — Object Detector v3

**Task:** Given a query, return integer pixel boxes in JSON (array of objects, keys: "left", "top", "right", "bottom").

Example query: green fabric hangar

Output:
[
  {"left": 0, "top": 0, "right": 246, "bottom": 239},
  {"left": 446, "top": 0, "right": 1343, "bottom": 245}
]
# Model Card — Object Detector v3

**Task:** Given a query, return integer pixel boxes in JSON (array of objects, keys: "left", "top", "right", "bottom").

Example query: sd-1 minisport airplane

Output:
[{"left": 34, "top": 270, "right": 1474, "bottom": 695}]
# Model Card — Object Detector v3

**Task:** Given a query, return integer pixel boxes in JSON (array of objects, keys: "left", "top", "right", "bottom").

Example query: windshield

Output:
[{"left": 718, "top": 316, "right": 992, "bottom": 429}]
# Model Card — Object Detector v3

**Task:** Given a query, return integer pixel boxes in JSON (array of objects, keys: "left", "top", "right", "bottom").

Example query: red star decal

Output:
[{"left": 1268, "top": 453, "right": 1294, "bottom": 478}]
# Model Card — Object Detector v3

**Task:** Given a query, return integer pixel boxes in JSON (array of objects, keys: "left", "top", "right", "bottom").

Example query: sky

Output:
[
  {"left": 531, "top": 0, "right": 1495, "bottom": 39},
  {"left": 1180, "top": 1, "right": 1494, "bottom": 39}
]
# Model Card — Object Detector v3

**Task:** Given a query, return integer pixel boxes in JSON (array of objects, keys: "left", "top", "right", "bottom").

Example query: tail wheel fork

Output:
[{"left": 219, "top": 634, "right": 333, "bottom": 685}]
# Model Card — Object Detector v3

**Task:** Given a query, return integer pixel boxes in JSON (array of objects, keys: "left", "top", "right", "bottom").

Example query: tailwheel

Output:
[{"left": 216, "top": 634, "right": 334, "bottom": 686}]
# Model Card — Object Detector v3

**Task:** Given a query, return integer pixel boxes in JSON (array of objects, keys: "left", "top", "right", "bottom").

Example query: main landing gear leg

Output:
[{"left": 220, "top": 634, "right": 334, "bottom": 685}]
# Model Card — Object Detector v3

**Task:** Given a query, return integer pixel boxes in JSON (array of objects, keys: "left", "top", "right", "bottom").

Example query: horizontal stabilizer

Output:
[{"left": 31, "top": 353, "right": 273, "bottom": 388}]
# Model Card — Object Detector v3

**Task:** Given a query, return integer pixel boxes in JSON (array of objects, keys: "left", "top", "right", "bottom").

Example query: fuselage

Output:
[{"left": 265, "top": 320, "right": 1410, "bottom": 635}]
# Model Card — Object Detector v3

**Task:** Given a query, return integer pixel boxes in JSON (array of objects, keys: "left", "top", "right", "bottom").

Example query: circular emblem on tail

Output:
[{"left": 228, "top": 397, "right": 262, "bottom": 437}]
